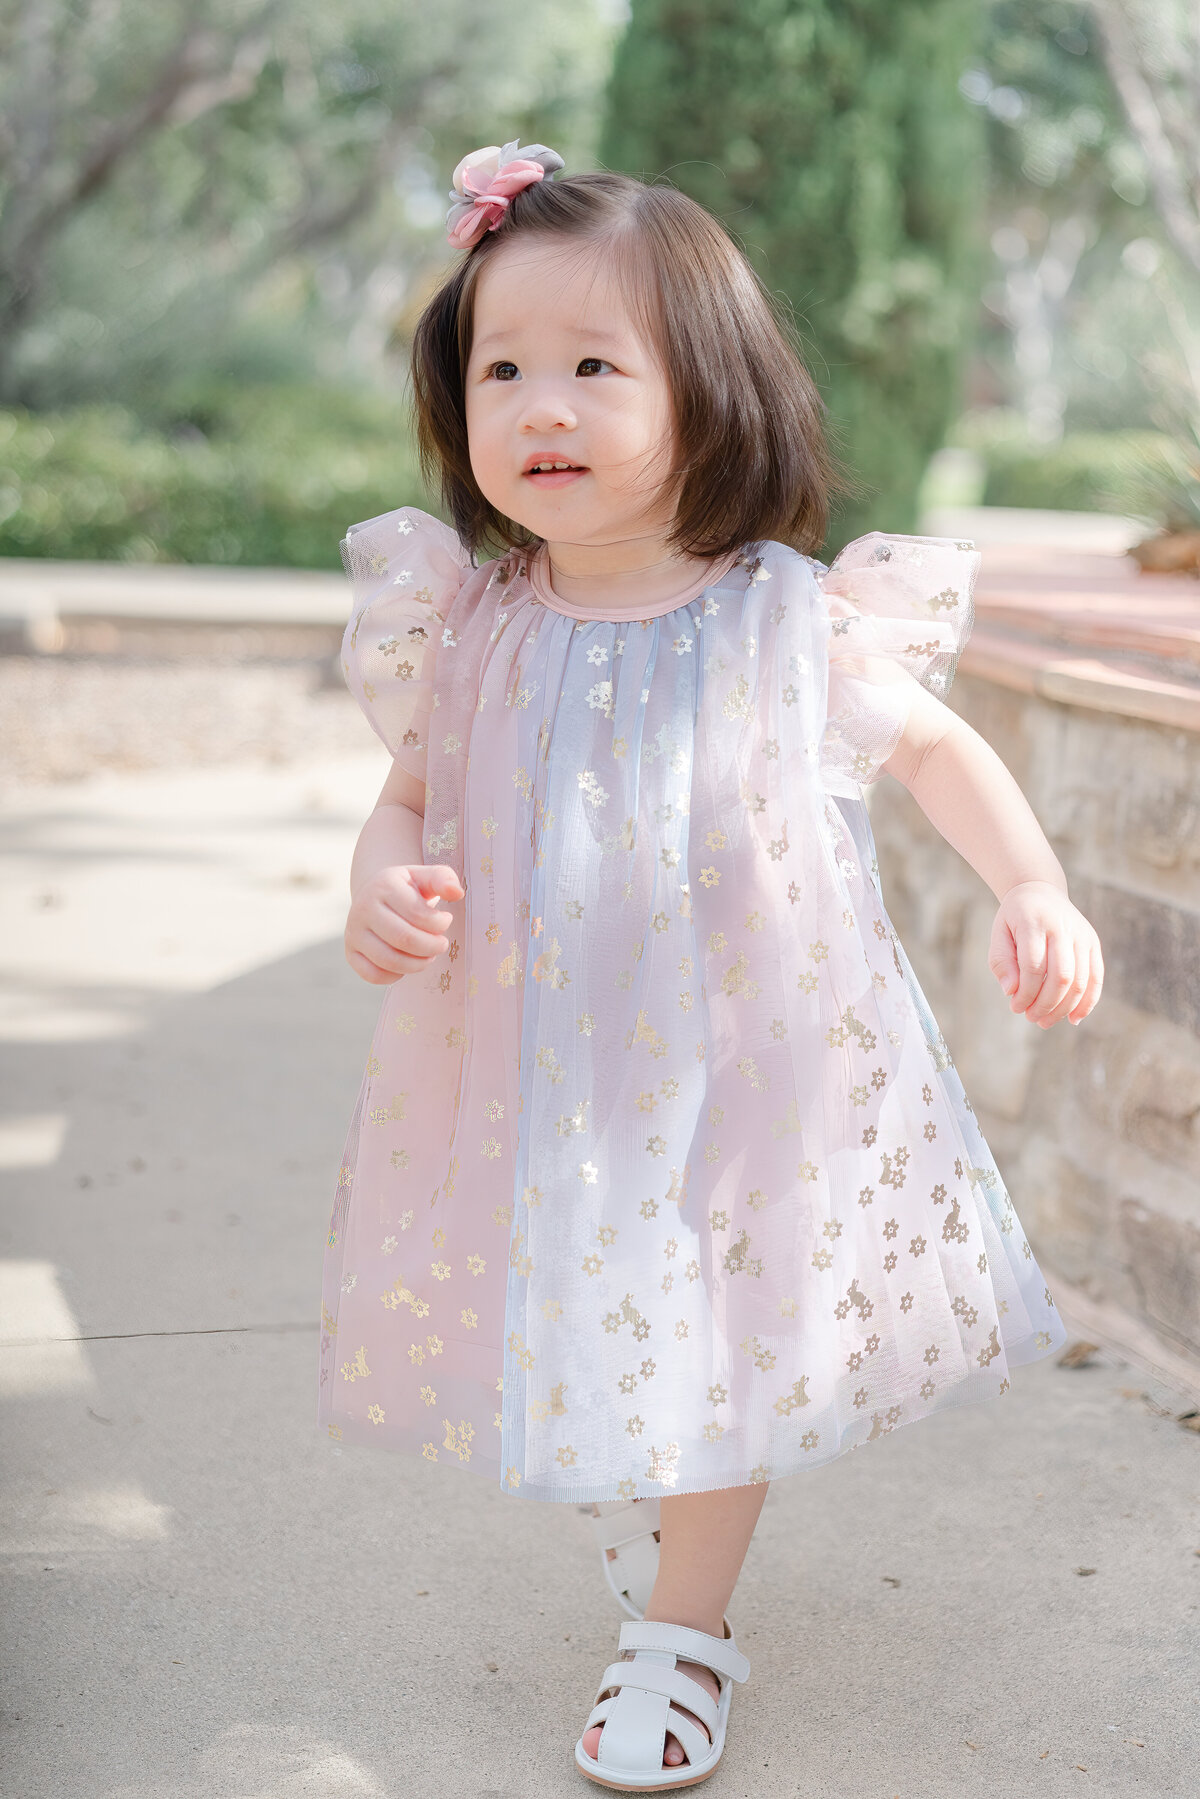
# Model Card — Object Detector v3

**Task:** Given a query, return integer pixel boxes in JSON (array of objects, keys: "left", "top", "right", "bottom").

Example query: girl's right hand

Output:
[{"left": 344, "top": 864, "right": 466, "bottom": 985}]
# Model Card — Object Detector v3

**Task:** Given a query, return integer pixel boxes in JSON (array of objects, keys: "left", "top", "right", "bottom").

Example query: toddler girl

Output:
[{"left": 318, "top": 140, "right": 1103, "bottom": 1791}]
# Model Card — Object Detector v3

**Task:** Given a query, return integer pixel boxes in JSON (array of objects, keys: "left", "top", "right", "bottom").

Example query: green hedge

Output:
[
  {"left": 5, "top": 386, "right": 1190, "bottom": 568},
  {"left": 951, "top": 414, "right": 1183, "bottom": 521},
  {"left": 0, "top": 381, "right": 434, "bottom": 567}
]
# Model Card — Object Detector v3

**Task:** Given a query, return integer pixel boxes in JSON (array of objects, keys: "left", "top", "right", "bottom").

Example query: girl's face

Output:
[{"left": 463, "top": 236, "right": 678, "bottom": 548}]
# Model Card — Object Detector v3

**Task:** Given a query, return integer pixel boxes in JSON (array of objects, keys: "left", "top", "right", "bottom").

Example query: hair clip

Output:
[{"left": 445, "top": 139, "right": 565, "bottom": 249}]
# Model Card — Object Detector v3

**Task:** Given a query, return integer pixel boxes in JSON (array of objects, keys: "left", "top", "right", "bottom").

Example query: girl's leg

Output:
[
  {"left": 582, "top": 1481, "right": 768, "bottom": 1771},
  {"left": 643, "top": 1481, "right": 769, "bottom": 1635}
]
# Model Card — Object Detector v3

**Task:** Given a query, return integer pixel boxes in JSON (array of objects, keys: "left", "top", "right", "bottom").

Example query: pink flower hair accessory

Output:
[{"left": 445, "top": 139, "right": 565, "bottom": 249}]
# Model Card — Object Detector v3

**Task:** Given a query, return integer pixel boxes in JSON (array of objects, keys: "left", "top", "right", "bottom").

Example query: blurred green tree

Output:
[
  {"left": 947, "top": 2, "right": 1200, "bottom": 532},
  {"left": 1086, "top": 0, "right": 1200, "bottom": 535},
  {"left": 600, "top": 0, "right": 987, "bottom": 547},
  {"left": 963, "top": 1, "right": 1178, "bottom": 441},
  {"left": 1090, "top": 0, "right": 1200, "bottom": 278},
  {"left": 0, "top": 0, "right": 619, "bottom": 419}
]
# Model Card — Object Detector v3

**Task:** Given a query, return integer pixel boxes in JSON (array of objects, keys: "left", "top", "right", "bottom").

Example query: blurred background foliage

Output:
[
  {"left": 601, "top": 0, "right": 988, "bottom": 543},
  {"left": 0, "top": 0, "right": 1196, "bottom": 564}
]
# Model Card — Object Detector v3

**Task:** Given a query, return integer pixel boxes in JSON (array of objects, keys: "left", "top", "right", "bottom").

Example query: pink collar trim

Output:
[{"left": 523, "top": 540, "right": 749, "bottom": 621}]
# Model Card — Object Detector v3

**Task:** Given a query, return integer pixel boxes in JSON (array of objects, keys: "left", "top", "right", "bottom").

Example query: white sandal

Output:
[
  {"left": 589, "top": 1499, "right": 661, "bottom": 1619},
  {"left": 574, "top": 1617, "right": 750, "bottom": 1791}
]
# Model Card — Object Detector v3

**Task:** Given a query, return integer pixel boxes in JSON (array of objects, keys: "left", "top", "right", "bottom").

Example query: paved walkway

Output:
[{"left": 1, "top": 747, "right": 1197, "bottom": 1797}]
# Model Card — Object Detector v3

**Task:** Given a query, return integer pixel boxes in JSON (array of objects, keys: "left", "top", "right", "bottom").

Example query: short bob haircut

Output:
[{"left": 410, "top": 168, "right": 854, "bottom": 564}]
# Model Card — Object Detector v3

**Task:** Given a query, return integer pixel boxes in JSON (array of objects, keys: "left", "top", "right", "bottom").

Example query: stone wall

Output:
[{"left": 869, "top": 664, "right": 1200, "bottom": 1380}]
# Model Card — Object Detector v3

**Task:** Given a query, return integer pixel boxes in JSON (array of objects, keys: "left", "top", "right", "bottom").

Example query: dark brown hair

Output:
[{"left": 410, "top": 168, "right": 853, "bottom": 562}]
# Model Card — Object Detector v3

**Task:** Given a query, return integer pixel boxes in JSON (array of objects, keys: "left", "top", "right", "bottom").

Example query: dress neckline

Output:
[{"left": 523, "top": 539, "right": 751, "bottom": 621}]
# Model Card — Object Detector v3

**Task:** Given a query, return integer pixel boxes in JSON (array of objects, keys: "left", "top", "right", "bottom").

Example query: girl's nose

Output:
[{"left": 517, "top": 383, "right": 578, "bottom": 433}]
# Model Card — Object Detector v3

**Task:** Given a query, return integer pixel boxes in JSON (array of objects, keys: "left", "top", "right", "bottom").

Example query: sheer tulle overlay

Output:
[{"left": 318, "top": 508, "right": 1066, "bottom": 1501}]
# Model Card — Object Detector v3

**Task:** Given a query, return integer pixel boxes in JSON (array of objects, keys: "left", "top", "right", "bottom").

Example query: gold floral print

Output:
[
  {"left": 381, "top": 1279, "right": 428, "bottom": 1317},
  {"left": 443, "top": 1419, "right": 475, "bottom": 1462},
  {"left": 318, "top": 508, "right": 1067, "bottom": 1501},
  {"left": 774, "top": 1378, "right": 811, "bottom": 1417}
]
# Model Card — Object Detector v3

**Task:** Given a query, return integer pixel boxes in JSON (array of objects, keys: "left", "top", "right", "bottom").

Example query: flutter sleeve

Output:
[
  {"left": 813, "top": 530, "right": 980, "bottom": 793},
  {"left": 339, "top": 504, "right": 473, "bottom": 784}
]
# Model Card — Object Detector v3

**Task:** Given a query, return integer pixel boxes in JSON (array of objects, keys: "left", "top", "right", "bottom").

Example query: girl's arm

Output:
[
  {"left": 878, "top": 681, "right": 1104, "bottom": 1028},
  {"left": 349, "top": 760, "right": 426, "bottom": 896},
  {"left": 344, "top": 757, "right": 465, "bottom": 985}
]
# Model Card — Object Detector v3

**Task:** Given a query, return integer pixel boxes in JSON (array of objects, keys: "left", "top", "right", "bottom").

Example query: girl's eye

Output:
[{"left": 482, "top": 356, "right": 614, "bottom": 380}]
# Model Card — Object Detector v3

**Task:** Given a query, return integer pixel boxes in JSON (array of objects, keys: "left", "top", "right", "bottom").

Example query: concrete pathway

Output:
[{"left": 2, "top": 751, "right": 1198, "bottom": 1799}]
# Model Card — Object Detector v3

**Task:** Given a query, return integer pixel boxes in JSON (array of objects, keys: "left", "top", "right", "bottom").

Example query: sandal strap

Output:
[
  {"left": 590, "top": 1498, "right": 661, "bottom": 1553},
  {"left": 617, "top": 1619, "right": 750, "bottom": 1684},
  {"left": 657, "top": 1706, "right": 713, "bottom": 1770},
  {"left": 599, "top": 1533, "right": 659, "bottom": 1612},
  {"left": 586, "top": 1689, "right": 713, "bottom": 1775},
  {"left": 596, "top": 1660, "right": 721, "bottom": 1735}
]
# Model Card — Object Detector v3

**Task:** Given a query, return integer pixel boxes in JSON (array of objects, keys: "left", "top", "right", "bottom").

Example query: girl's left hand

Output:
[{"left": 987, "top": 879, "right": 1104, "bottom": 1028}]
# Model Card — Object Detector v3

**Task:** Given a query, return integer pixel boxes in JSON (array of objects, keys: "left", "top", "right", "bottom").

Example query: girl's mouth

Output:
[{"left": 523, "top": 463, "right": 589, "bottom": 489}]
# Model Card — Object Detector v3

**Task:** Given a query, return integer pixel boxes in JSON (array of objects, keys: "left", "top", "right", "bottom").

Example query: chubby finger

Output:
[
  {"left": 1048, "top": 955, "right": 1091, "bottom": 1027},
  {"left": 408, "top": 863, "right": 466, "bottom": 905},
  {"left": 348, "top": 916, "right": 437, "bottom": 975},
  {"left": 419, "top": 889, "right": 456, "bottom": 929},
  {"left": 1058, "top": 927, "right": 1099, "bottom": 1024},
  {"left": 988, "top": 918, "right": 1020, "bottom": 996},
  {"left": 346, "top": 942, "right": 403, "bottom": 986},
  {"left": 361, "top": 913, "right": 446, "bottom": 965},
  {"left": 1028, "top": 931, "right": 1076, "bottom": 1027},
  {"left": 1068, "top": 936, "right": 1105, "bottom": 1023},
  {"left": 345, "top": 930, "right": 411, "bottom": 984},
  {"left": 371, "top": 884, "right": 453, "bottom": 948},
  {"left": 1009, "top": 922, "right": 1048, "bottom": 1014}
]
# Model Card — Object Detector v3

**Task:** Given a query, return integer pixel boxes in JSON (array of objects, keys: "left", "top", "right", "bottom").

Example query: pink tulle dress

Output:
[{"left": 317, "top": 506, "right": 1067, "bottom": 1501}]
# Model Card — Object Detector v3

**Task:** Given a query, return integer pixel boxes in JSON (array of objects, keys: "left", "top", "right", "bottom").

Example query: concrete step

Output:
[{"left": 0, "top": 556, "right": 347, "bottom": 652}]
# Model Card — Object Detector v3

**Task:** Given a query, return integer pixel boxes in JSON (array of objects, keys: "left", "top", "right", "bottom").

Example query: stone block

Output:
[
  {"left": 1023, "top": 711, "right": 1101, "bottom": 856},
  {"left": 1092, "top": 721, "right": 1200, "bottom": 884},
  {"left": 950, "top": 674, "right": 1035, "bottom": 792},
  {"left": 1009, "top": 1139, "right": 1115, "bottom": 1286},
  {"left": 1119, "top": 1023, "right": 1200, "bottom": 1172},
  {"left": 1049, "top": 710, "right": 1200, "bottom": 899},
  {"left": 1069, "top": 999, "right": 1149, "bottom": 1137},
  {"left": 1070, "top": 877, "right": 1200, "bottom": 1038},
  {"left": 866, "top": 672, "right": 1200, "bottom": 1372},
  {"left": 1118, "top": 1196, "right": 1200, "bottom": 1360}
]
